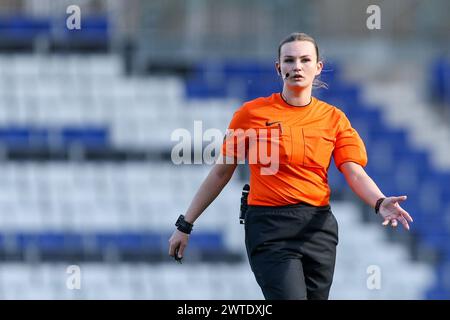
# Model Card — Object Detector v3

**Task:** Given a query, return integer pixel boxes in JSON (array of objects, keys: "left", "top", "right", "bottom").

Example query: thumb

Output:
[
  {"left": 387, "top": 195, "right": 407, "bottom": 204},
  {"left": 393, "top": 195, "right": 407, "bottom": 203}
]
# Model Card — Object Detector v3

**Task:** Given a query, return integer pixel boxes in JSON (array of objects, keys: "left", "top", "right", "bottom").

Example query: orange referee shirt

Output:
[{"left": 221, "top": 93, "right": 367, "bottom": 206}]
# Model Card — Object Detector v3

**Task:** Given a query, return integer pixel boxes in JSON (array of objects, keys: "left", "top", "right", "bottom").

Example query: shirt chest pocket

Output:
[
  {"left": 247, "top": 127, "right": 291, "bottom": 165},
  {"left": 289, "top": 127, "right": 336, "bottom": 168}
]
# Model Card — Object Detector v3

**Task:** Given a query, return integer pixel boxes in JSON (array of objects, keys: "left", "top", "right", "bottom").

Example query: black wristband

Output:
[
  {"left": 375, "top": 197, "right": 386, "bottom": 214},
  {"left": 175, "top": 214, "right": 193, "bottom": 234}
]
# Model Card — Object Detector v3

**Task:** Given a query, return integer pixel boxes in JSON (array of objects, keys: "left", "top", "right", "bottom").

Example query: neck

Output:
[{"left": 281, "top": 87, "right": 312, "bottom": 107}]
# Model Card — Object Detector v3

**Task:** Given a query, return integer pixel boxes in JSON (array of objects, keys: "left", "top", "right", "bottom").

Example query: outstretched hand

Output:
[{"left": 379, "top": 196, "right": 413, "bottom": 230}]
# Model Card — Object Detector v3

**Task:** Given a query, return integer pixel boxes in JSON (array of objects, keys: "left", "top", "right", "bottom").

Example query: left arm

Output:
[{"left": 340, "top": 162, "right": 413, "bottom": 230}]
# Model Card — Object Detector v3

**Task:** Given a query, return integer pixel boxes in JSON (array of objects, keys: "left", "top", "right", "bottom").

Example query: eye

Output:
[
  {"left": 284, "top": 58, "right": 293, "bottom": 63},
  {"left": 302, "top": 58, "right": 311, "bottom": 63}
]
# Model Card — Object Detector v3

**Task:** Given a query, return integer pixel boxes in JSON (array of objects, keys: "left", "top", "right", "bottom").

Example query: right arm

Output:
[{"left": 168, "top": 161, "right": 238, "bottom": 259}]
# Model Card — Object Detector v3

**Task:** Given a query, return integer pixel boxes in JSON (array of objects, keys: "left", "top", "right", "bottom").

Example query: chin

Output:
[{"left": 287, "top": 82, "right": 311, "bottom": 90}]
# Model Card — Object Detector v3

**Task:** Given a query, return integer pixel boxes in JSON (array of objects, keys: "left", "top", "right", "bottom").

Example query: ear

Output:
[
  {"left": 275, "top": 61, "right": 281, "bottom": 75},
  {"left": 315, "top": 61, "right": 323, "bottom": 76}
]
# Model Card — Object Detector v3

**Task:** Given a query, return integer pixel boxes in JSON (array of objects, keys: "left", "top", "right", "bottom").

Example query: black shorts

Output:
[{"left": 244, "top": 202, "right": 339, "bottom": 300}]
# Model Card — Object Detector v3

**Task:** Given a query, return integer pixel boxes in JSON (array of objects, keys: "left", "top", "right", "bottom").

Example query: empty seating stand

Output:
[
  {"left": 0, "top": 54, "right": 446, "bottom": 298},
  {"left": 0, "top": 15, "right": 109, "bottom": 47},
  {"left": 0, "top": 231, "right": 234, "bottom": 263},
  {"left": 0, "top": 126, "right": 109, "bottom": 151}
]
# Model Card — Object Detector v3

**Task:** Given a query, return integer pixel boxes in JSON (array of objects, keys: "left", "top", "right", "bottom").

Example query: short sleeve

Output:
[
  {"left": 220, "top": 106, "right": 250, "bottom": 162},
  {"left": 333, "top": 111, "right": 368, "bottom": 171}
]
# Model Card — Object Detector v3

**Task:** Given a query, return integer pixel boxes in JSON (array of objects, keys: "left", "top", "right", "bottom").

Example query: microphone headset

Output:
[{"left": 277, "top": 66, "right": 290, "bottom": 79}]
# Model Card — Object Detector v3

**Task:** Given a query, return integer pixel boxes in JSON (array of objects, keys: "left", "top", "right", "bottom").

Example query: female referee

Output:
[{"left": 168, "top": 32, "right": 413, "bottom": 300}]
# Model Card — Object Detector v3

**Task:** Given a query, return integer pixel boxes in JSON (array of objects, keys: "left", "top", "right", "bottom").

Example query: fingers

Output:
[
  {"left": 177, "top": 243, "right": 186, "bottom": 259},
  {"left": 168, "top": 231, "right": 189, "bottom": 259},
  {"left": 169, "top": 242, "right": 184, "bottom": 260},
  {"left": 168, "top": 241, "right": 177, "bottom": 257},
  {"left": 390, "top": 203, "right": 414, "bottom": 225},
  {"left": 169, "top": 240, "right": 184, "bottom": 257},
  {"left": 399, "top": 207, "right": 413, "bottom": 222},
  {"left": 168, "top": 234, "right": 179, "bottom": 257},
  {"left": 398, "top": 216, "right": 410, "bottom": 230},
  {"left": 382, "top": 216, "right": 410, "bottom": 230},
  {"left": 391, "top": 219, "right": 398, "bottom": 227},
  {"left": 382, "top": 217, "right": 398, "bottom": 228}
]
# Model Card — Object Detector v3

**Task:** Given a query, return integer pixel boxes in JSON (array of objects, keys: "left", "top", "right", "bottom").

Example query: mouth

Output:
[{"left": 291, "top": 75, "right": 304, "bottom": 81}]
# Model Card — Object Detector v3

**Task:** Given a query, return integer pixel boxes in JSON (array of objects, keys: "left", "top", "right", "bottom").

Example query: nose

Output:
[{"left": 293, "top": 59, "right": 303, "bottom": 71}]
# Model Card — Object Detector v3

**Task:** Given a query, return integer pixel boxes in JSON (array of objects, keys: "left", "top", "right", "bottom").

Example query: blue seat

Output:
[
  {"left": 431, "top": 58, "right": 450, "bottom": 105},
  {"left": 0, "top": 127, "right": 48, "bottom": 149},
  {"left": 0, "top": 127, "right": 31, "bottom": 149},
  {"left": 328, "top": 162, "right": 346, "bottom": 191},
  {"left": 3, "top": 231, "right": 225, "bottom": 255},
  {"left": 0, "top": 16, "right": 50, "bottom": 39},
  {"left": 370, "top": 126, "right": 408, "bottom": 146},
  {"left": 185, "top": 76, "right": 227, "bottom": 99},
  {"left": 426, "top": 286, "right": 450, "bottom": 300},
  {"left": 91, "top": 231, "right": 225, "bottom": 253},
  {"left": 223, "top": 60, "right": 274, "bottom": 80},
  {"left": 426, "top": 262, "right": 450, "bottom": 299},
  {"left": 326, "top": 84, "right": 361, "bottom": 108},
  {"left": 16, "top": 232, "right": 68, "bottom": 251},
  {"left": 429, "top": 171, "right": 450, "bottom": 192},
  {"left": 0, "top": 126, "right": 109, "bottom": 150},
  {"left": 189, "top": 232, "right": 224, "bottom": 251},
  {"left": 367, "top": 147, "right": 396, "bottom": 176},
  {"left": 245, "top": 77, "right": 282, "bottom": 100},
  {"left": 61, "top": 15, "right": 109, "bottom": 41},
  {"left": 318, "top": 61, "right": 340, "bottom": 85},
  {"left": 61, "top": 126, "right": 109, "bottom": 149},
  {"left": 94, "top": 232, "right": 162, "bottom": 251},
  {"left": 418, "top": 223, "right": 448, "bottom": 249}
]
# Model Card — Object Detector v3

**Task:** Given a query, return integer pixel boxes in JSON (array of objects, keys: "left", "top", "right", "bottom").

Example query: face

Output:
[{"left": 276, "top": 40, "right": 323, "bottom": 90}]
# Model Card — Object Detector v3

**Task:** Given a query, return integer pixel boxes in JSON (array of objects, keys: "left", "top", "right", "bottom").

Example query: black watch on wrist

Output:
[
  {"left": 375, "top": 197, "right": 386, "bottom": 215},
  {"left": 175, "top": 214, "right": 193, "bottom": 234}
]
